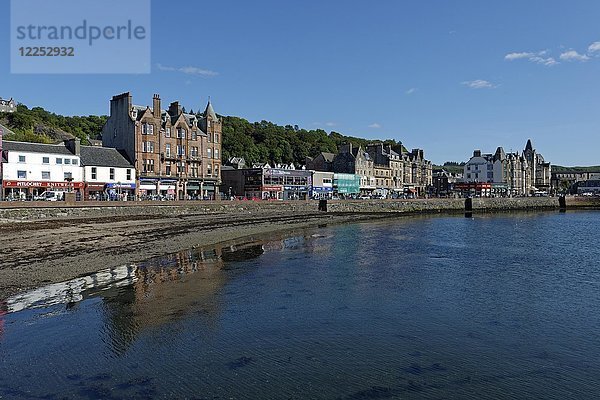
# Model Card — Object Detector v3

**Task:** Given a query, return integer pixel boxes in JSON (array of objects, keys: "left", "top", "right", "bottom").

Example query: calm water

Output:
[{"left": 1, "top": 211, "right": 600, "bottom": 399}]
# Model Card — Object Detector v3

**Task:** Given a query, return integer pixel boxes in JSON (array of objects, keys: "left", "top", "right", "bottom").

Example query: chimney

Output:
[
  {"left": 168, "top": 101, "right": 181, "bottom": 117},
  {"left": 153, "top": 94, "right": 161, "bottom": 118},
  {"left": 474, "top": 150, "right": 481, "bottom": 158},
  {"left": 65, "top": 138, "right": 81, "bottom": 156}
]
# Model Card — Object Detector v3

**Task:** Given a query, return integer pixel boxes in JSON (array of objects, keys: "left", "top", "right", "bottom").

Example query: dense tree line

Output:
[
  {"left": 221, "top": 116, "right": 406, "bottom": 166},
  {"left": 0, "top": 104, "right": 107, "bottom": 144}
]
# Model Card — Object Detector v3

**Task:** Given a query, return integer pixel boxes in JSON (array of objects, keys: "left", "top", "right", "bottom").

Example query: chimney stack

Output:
[
  {"left": 474, "top": 150, "right": 481, "bottom": 158},
  {"left": 153, "top": 94, "right": 161, "bottom": 118}
]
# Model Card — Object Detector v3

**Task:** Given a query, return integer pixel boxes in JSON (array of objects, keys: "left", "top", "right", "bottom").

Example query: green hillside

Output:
[{"left": 0, "top": 103, "right": 408, "bottom": 166}]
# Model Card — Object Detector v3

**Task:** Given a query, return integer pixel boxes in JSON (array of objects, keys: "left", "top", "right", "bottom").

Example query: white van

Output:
[{"left": 35, "top": 191, "right": 65, "bottom": 201}]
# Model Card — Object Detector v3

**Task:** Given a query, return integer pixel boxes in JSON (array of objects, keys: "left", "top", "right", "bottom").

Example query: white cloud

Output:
[
  {"left": 325, "top": 122, "right": 337, "bottom": 127},
  {"left": 505, "top": 52, "right": 535, "bottom": 60},
  {"left": 559, "top": 50, "right": 590, "bottom": 62},
  {"left": 462, "top": 80, "right": 497, "bottom": 89},
  {"left": 505, "top": 50, "right": 557, "bottom": 66},
  {"left": 368, "top": 123, "right": 381, "bottom": 129},
  {"left": 156, "top": 63, "right": 218, "bottom": 76},
  {"left": 405, "top": 88, "right": 417, "bottom": 95},
  {"left": 588, "top": 41, "right": 600, "bottom": 54}
]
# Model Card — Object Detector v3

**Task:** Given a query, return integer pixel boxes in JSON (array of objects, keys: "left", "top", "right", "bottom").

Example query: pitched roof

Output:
[
  {"left": 525, "top": 139, "right": 533, "bottom": 152},
  {"left": 2, "top": 140, "right": 74, "bottom": 155},
  {"left": 80, "top": 146, "right": 133, "bottom": 168}
]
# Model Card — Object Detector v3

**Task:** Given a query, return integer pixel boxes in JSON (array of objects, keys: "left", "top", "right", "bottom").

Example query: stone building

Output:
[
  {"left": 305, "top": 152, "right": 335, "bottom": 172},
  {"left": 332, "top": 143, "right": 376, "bottom": 194},
  {"left": 101, "top": 92, "right": 221, "bottom": 200},
  {"left": 366, "top": 143, "right": 404, "bottom": 194},
  {"left": 407, "top": 148, "right": 433, "bottom": 196}
]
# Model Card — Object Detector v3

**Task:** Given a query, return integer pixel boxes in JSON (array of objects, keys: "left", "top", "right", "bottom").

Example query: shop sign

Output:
[{"left": 3, "top": 180, "right": 84, "bottom": 189}]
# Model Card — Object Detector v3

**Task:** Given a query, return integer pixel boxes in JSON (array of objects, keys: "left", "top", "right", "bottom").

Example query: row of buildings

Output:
[
  {"left": 304, "top": 143, "right": 433, "bottom": 197},
  {"left": 454, "top": 139, "right": 552, "bottom": 197},
  {"left": 220, "top": 142, "right": 433, "bottom": 200},
  {"left": 0, "top": 137, "right": 134, "bottom": 200},
  {"left": 0, "top": 92, "right": 222, "bottom": 200}
]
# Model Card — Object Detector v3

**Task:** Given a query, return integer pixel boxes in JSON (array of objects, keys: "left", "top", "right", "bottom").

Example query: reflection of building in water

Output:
[{"left": 5, "top": 265, "right": 138, "bottom": 313}]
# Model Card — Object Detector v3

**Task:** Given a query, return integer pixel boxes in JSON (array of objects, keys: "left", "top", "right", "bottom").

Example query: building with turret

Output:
[
  {"left": 461, "top": 139, "right": 550, "bottom": 196},
  {"left": 101, "top": 92, "right": 221, "bottom": 200}
]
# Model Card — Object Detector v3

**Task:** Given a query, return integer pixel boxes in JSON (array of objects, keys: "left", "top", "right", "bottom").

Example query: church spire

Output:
[{"left": 525, "top": 139, "right": 533, "bottom": 152}]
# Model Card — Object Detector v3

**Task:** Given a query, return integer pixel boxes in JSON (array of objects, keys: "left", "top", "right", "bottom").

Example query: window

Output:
[
  {"left": 177, "top": 162, "right": 185, "bottom": 174},
  {"left": 207, "top": 133, "right": 212, "bottom": 143},
  {"left": 42, "top": 157, "right": 49, "bottom": 164},
  {"left": 191, "top": 131, "right": 197, "bottom": 141},
  {"left": 126, "top": 169, "right": 131, "bottom": 180},
  {"left": 109, "top": 168, "right": 115, "bottom": 180},
  {"left": 17, "top": 170, "right": 26, "bottom": 179},
  {"left": 165, "top": 144, "right": 171, "bottom": 157},
  {"left": 91, "top": 167, "right": 97, "bottom": 180},
  {"left": 165, "top": 162, "right": 171, "bottom": 176},
  {"left": 64, "top": 172, "right": 73, "bottom": 179},
  {"left": 214, "top": 165, "right": 219, "bottom": 176},
  {"left": 56, "top": 158, "right": 62, "bottom": 164},
  {"left": 42, "top": 171, "right": 50, "bottom": 180},
  {"left": 177, "top": 145, "right": 185, "bottom": 156},
  {"left": 143, "top": 159, "right": 154, "bottom": 172},
  {"left": 64, "top": 158, "right": 71, "bottom": 165},
  {"left": 214, "top": 133, "right": 219, "bottom": 143},
  {"left": 190, "top": 146, "right": 198, "bottom": 157},
  {"left": 143, "top": 141, "right": 154, "bottom": 153},
  {"left": 142, "top": 123, "right": 154, "bottom": 135},
  {"left": 177, "top": 128, "right": 186, "bottom": 139},
  {"left": 207, "top": 148, "right": 212, "bottom": 158},
  {"left": 18, "top": 155, "right": 25, "bottom": 163},
  {"left": 165, "top": 127, "right": 171, "bottom": 137},
  {"left": 207, "top": 164, "right": 212, "bottom": 176},
  {"left": 214, "top": 149, "right": 219, "bottom": 159},
  {"left": 191, "top": 166, "right": 198, "bottom": 177},
  {"left": 72, "top": 159, "right": 78, "bottom": 165}
]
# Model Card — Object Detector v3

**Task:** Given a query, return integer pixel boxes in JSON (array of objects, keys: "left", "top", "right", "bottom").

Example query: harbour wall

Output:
[{"left": 0, "top": 197, "right": 598, "bottom": 222}]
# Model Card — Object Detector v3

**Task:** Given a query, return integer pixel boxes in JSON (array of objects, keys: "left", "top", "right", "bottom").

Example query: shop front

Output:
[
  {"left": 262, "top": 185, "right": 283, "bottom": 200},
  {"left": 105, "top": 182, "right": 136, "bottom": 201},
  {"left": 139, "top": 179, "right": 159, "bottom": 198},
  {"left": 3, "top": 180, "right": 83, "bottom": 200},
  {"left": 85, "top": 183, "right": 106, "bottom": 200}
]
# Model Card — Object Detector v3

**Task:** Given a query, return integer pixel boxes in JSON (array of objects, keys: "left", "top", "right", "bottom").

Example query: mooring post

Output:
[
  {"left": 559, "top": 196, "right": 566, "bottom": 212},
  {"left": 318, "top": 199, "right": 328, "bottom": 212},
  {"left": 465, "top": 197, "right": 473, "bottom": 218}
]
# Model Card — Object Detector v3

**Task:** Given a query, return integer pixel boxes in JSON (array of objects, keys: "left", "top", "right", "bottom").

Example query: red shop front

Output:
[{"left": 2, "top": 180, "right": 84, "bottom": 200}]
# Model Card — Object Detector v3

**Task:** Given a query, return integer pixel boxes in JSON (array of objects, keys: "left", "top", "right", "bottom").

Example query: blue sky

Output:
[{"left": 2, "top": 0, "right": 600, "bottom": 166}]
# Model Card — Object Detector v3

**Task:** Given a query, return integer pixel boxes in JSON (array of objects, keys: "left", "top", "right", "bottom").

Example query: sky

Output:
[{"left": 2, "top": 0, "right": 600, "bottom": 166}]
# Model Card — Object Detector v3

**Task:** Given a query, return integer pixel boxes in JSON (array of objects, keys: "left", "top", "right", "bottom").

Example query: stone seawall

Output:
[{"left": 0, "top": 196, "right": 598, "bottom": 222}]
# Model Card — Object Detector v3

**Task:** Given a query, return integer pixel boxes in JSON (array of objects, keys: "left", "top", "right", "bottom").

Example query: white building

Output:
[
  {"left": 1, "top": 139, "right": 83, "bottom": 200},
  {"left": 80, "top": 146, "right": 135, "bottom": 200}
]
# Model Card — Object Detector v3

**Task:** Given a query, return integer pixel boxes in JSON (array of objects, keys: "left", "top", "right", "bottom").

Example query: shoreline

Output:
[{"left": 1, "top": 197, "right": 598, "bottom": 301}]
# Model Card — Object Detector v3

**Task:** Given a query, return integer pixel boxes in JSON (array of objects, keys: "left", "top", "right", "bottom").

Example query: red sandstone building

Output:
[{"left": 101, "top": 93, "right": 222, "bottom": 200}]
